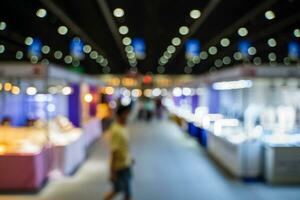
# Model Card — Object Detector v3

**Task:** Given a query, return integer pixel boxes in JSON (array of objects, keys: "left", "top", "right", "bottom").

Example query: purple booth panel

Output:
[
  {"left": 69, "top": 84, "right": 81, "bottom": 127},
  {"left": 0, "top": 147, "right": 52, "bottom": 190},
  {"left": 89, "top": 86, "right": 97, "bottom": 117},
  {"left": 191, "top": 95, "right": 199, "bottom": 113},
  {"left": 208, "top": 86, "right": 220, "bottom": 114}
]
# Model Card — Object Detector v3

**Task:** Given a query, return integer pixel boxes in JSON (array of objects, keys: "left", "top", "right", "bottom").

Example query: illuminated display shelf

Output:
[
  {"left": 166, "top": 65, "right": 300, "bottom": 182},
  {"left": 0, "top": 62, "right": 103, "bottom": 190}
]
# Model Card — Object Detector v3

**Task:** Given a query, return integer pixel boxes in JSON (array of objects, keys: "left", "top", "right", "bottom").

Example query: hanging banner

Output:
[
  {"left": 288, "top": 41, "right": 299, "bottom": 60},
  {"left": 28, "top": 38, "right": 42, "bottom": 58},
  {"left": 238, "top": 40, "right": 250, "bottom": 57},
  {"left": 70, "top": 38, "right": 84, "bottom": 60},
  {"left": 132, "top": 38, "right": 146, "bottom": 60},
  {"left": 186, "top": 39, "right": 200, "bottom": 59}
]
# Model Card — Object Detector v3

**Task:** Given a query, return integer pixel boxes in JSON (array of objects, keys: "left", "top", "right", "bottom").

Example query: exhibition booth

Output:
[
  {"left": 0, "top": 63, "right": 103, "bottom": 190},
  {"left": 164, "top": 65, "right": 300, "bottom": 184}
]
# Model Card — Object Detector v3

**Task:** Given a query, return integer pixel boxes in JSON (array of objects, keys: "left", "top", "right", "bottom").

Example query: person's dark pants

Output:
[{"left": 112, "top": 167, "right": 132, "bottom": 198}]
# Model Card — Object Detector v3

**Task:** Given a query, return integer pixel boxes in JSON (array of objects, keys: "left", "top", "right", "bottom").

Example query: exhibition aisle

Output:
[{"left": 1, "top": 120, "right": 300, "bottom": 200}]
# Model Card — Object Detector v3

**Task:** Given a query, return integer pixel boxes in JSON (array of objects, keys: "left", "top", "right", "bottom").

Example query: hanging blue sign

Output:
[
  {"left": 238, "top": 40, "right": 250, "bottom": 57},
  {"left": 70, "top": 38, "right": 84, "bottom": 60},
  {"left": 186, "top": 39, "right": 200, "bottom": 59},
  {"left": 288, "top": 41, "right": 299, "bottom": 59},
  {"left": 132, "top": 38, "right": 146, "bottom": 59},
  {"left": 28, "top": 39, "right": 42, "bottom": 58}
]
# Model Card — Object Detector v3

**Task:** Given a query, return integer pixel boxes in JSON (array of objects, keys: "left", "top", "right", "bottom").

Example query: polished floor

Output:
[{"left": 1, "top": 120, "right": 300, "bottom": 200}]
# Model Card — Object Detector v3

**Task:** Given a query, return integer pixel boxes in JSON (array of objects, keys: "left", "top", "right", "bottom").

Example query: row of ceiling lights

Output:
[
  {"left": 35, "top": 8, "right": 110, "bottom": 73},
  {"left": 184, "top": 8, "right": 300, "bottom": 73},
  {"left": 113, "top": 8, "right": 138, "bottom": 71},
  {"left": 157, "top": 9, "right": 202, "bottom": 74}
]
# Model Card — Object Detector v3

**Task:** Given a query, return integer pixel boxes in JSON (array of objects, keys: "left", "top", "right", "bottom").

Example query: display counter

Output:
[
  {"left": 263, "top": 134, "right": 300, "bottom": 184},
  {"left": 206, "top": 130, "right": 262, "bottom": 178},
  {"left": 0, "top": 147, "right": 52, "bottom": 190}
]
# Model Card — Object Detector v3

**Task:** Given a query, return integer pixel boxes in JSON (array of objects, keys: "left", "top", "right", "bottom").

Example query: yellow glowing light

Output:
[
  {"left": 144, "top": 89, "right": 152, "bottom": 97},
  {"left": 84, "top": 93, "right": 93, "bottom": 103},
  {"left": 4, "top": 82, "right": 12, "bottom": 91},
  {"left": 105, "top": 87, "right": 115, "bottom": 95},
  {"left": 132, "top": 89, "right": 142, "bottom": 98},
  {"left": 0, "top": 145, "right": 6, "bottom": 155},
  {"left": 11, "top": 86, "right": 20, "bottom": 95},
  {"left": 0, "top": 83, "right": 2, "bottom": 91}
]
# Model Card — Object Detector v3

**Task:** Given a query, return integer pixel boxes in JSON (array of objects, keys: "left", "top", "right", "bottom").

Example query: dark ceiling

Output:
[{"left": 0, "top": 0, "right": 300, "bottom": 75}]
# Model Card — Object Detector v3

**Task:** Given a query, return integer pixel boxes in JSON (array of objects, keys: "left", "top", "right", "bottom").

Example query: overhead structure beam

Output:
[
  {"left": 95, "top": 0, "right": 128, "bottom": 64},
  {"left": 167, "top": 0, "right": 222, "bottom": 64},
  {"left": 39, "top": 0, "right": 108, "bottom": 58},
  {"left": 202, "top": 0, "right": 280, "bottom": 50}
]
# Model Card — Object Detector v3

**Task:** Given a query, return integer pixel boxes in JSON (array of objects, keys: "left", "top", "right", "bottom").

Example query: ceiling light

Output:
[
  {"left": 215, "top": 59, "right": 223, "bottom": 67},
  {"left": 190, "top": 10, "right": 201, "bottom": 19},
  {"left": 220, "top": 38, "right": 230, "bottom": 47},
  {"left": 184, "top": 66, "right": 192, "bottom": 74},
  {"left": 238, "top": 27, "right": 248, "bottom": 37},
  {"left": 179, "top": 26, "right": 189, "bottom": 35},
  {"left": 267, "top": 38, "right": 277, "bottom": 47},
  {"left": 64, "top": 55, "right": 73, "bottom": 64},
  {"left": 42, "top": 45, "right": 50, "bottom": 54},
  {"left": 58, "top": 26, "right": 68, "bottom": 35},
  {"left": 233, "top": 52, "right": 243, "bottom": 60},
  {"left": 95, "top": 55, "right": 103, "bottom": 63},
  {"left": 122, "top": 37, "right": 132, "bottom": 45},
  {"left": 90, "top": 51, "right": 98, "bottom": 59},
  {"left": 41, "top": 59, "right": 50, "bottom": 65},
  {"left": 0, "top": 22, "right": 6, "bottom": 31},
  {"left": 125, "top": 46, "right": 134, "bottom": 53},
  {"left": 265, "top": 10, "right": 275, "bottom": 20},
  {"left": 16, "top": 51, "right": 23, "bottom": 59},
  {"left": 36, "top": 8, "right": 47, "bottom": 18},
  {"left": 30, "top": 56, "right": 39, "bottom": 64},
  {"left": 187, "top": 60, "right": 194, "bottom": 67},
  {"left": 192, "top": 56, "right": 200, "bottom": 64},
  {"left": 127, "top": 52, "right": 135, "bottom": 59},
  {"left": 54, "top": 51, "right": 63, "bottom": 59},
  {"left": 253, "top": 57, "right": 262, "bottom": 65},
  {"left": 101, "top": 59, "right": 108, "bottom": 67},
  {"left": 113, "top": 8, "right": 125, "bottom": 18},
  {"left": 208, "top": 46, "right": 218, "bottom": 55},
  {"left": 167, "top": 45, "right": 176, "bottom": 54},
  {"left": 102, "top": 66, "right": 110, "bottom": 73},
  {"left": 159, "top": 57, "right": 168, "bottom": 65},
  {"left": 200, "top": 51, "right": 208, "bottom": 60},
  {"left": 293, "top": 29, "right": 300, "bottom": 38},
  {"left": 248, "top": 47, "right": 257, "bottom": 55},
  {"left": 157, "top": 66, "right": 165, "bottom": 74},
  {"left": 283, "top": 57, "right": 290, "bottom": 65},
  {"left": 268, "top": 52, "right": 276, "bottom": 61},
  {"left": 223, "top": 56, "right": 231, "bottom": 65},
  {"left": 163, "top": 51, "right": 172, "bottom": 59},
  {"left": 0, "top": 45, "right": 5, "bottom": 54},
  {"left": 172, "top": 37, "right": 181, "bottom": 46},
  {"left": 119, "top": 26, "right": 129, "bottom": 35},
  {"left": 83, "top": 45, "right": 92, "bottom": 53},
  {"left": 25, "top": 37, "right": 33, "bottom": 46}
]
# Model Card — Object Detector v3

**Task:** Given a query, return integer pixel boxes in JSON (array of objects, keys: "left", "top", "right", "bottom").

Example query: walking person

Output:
[{"left": 103, "top": 105, "right": 133, "bottom": 200}]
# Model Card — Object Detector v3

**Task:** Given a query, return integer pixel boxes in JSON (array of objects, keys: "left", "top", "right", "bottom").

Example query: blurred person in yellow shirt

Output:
[{"left": 103, "top": 105, "right": 133, "bottom": 200}]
